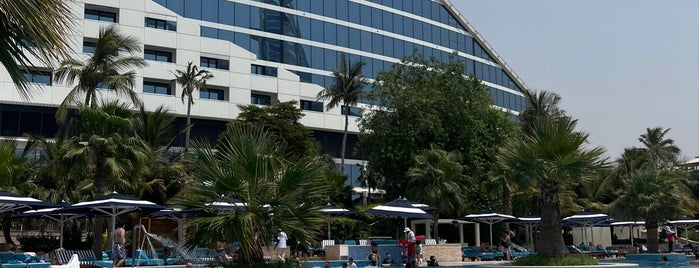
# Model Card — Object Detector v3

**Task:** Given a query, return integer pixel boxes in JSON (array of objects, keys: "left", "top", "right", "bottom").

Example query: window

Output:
[
  {"left": 340, "top": 105, "right": 361, "bottom": 116},
  {"left": 200, "top": 88, "right": 225, "bottom": 100},
  {"left": 200, "top": 57, "right": 229, "bottom": 70},
  {"left": 145, "top": 17, "right": 177, "bottom": 31},
  {"left": 250, "top": 64, "right": 277, "bottom": 77},
  {"left": 144, "top": 49, "right": 173, "bottom": 62},
  {"left": 83, "top": 41, "right": 96, "bottom": 54},
  {"left": 300, "top": 100, "right": 323, "bottom": 112},
  {"left": 21, "top": 69, "right": 52, "bottom": 86},
  {"left": 143, "top": 81, "right": 172, "bottom": 95},
  {"left": 251, "top": 93, "right": 271, "bottom": 105},
  {"left": 84, "top": 8, "right": 117, "bottom": 22}
]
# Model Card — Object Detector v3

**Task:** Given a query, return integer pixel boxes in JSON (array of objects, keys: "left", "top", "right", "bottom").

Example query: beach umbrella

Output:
[
  {"left": 460, "top": 210, "right": 516, "bottom": 247},
  {"left": 366, "top": 197, "right": 433, "bottom": 228},
  {"left": 610, "top": 221, "right": 645, "bottom": 249},
  {"left": 15, "top": 201, "right": 89, "bottom": 248},
  {"left": 206, "top": 198, "right": 246, "bottom": 210},
  {"left": 0, "top": 190, "right": 53, "bottom": 213},
  {"left": 669, "top": 216, "right": 699, "bottom": 243},
  {"left": 320, "top": 203, "right": 356, "bottom": 240},
  {"left": 562, "top": 211, "right": 612, "bottom": 247},
  {"left": 515, "top": 214, "right": 540, "bottom": 251},
  {"left": 59, "top": 192, "right": 164, "bottom": 253}
]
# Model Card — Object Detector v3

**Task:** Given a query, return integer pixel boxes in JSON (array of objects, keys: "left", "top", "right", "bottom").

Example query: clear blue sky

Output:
[{"left": 454, "top": 1, "right": 699, "bottom": 160}]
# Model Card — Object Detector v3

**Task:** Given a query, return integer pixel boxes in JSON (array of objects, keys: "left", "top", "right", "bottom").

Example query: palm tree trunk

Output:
[
  {"left": 1, "top": 213, "right": 15, "bottom": 245},
  {"left": 646, "top": 223, "right": 659, "bottom": 253},
  {"left": 340, "top": 110, "right": 349, "bottom": 176},
  {"left": 92, "top": 152, "right": 108, "bottom": 257},
  {"left": 502, "top": 182, "right": 511, "bottom": 232},
  {"left": 538, "top": 182, "right": 565, "bottom": 257},
  {"left": 184, "top": 100, "right": 192, "bottom": 153}
]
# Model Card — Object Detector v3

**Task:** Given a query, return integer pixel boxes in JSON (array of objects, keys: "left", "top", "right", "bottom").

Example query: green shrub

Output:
[
  {"left": 18, "top": 235, "right": 59, "bottom": 252},
  {"left": 512, "top": 255, "right": 598, "bottom": 266}
]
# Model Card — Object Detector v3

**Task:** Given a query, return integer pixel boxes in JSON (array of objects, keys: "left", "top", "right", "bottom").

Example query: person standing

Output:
[
  {"left": 404, "top": 228, "right": 416, "bottom": 268},
  {"left": 663, "top": 221, "right": 678, "bottom": 252},
  {"left": 347, "top": 257, "right": 358, "bottom": 268},
  {"left": 113, "top": 223, "right": 126, "bottom": 267},
  {"left": 500, "top": 231, "right": 511, "bottom": 261},
  {"left": 275, "top": 229, "right": 288, "bottom": 260}
]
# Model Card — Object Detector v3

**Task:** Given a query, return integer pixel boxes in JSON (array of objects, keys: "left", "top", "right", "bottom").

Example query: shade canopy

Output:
[
  {"left": 513, "top": 214, "right": 540, "bottom": 251},
  {"left": 0, "top": 191, "right": 53, "bottom": 213},
  {"left": 610, "top": 221, "right": 645, "bottom": 249},
  {"left": 461, "top": 210, "right": 516, "bottom": 246},
  {"left": 366, "top": 198, "right": 433, "bottom": 220},
  {"left": 15, "top": 201, "right": 86, "bottom": 248},
  {"left": 205, "top": 198, "right": 246, "bottom": 210},
  {"left": 562, "top": 211, "right": 612, "bottom": 246},
  {"left": 669, "top": 216, "right": 699, "bottom": 243},
  {"left": 60, "top": 192, "right": 164, "bottom": 252},
  {"left": 320, "top": 204, "right": 356, "bottom": 240}
]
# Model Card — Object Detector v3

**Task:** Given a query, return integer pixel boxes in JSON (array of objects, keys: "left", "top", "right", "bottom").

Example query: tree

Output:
[
  {"left": 63, "top": 101, "right": 149, "bottom": 255},
  {"left": 180, "top": 125, "right": 331, "bottom": 264},
  {"left": 498, "top": 117, "right": 604, "bottom": 257},
  {"left": 518, "top": 89, "right": 566, "bottom": 136},
  {"left": 54, "top": 25, "right": 147, "bottom": 121},
  {"left": 360, "top": 54, "right": 515, "bottom": 198},
  {"left": 405, "top": 147, "right": 466, "bottom": 242},
  {"left": 227, "top": 101, "right": 318, "bottom": 161},
  {"left": 609, "top": 169, "right": 698, "bottom": 253},
  {"left": 0, "top": 139, "right": 39, "bottom": 244},
  {"left": 173, "top": 61, "right": 213, "bottom": 153},
  {"left": 638, "top": 127, "right": 680, "bottom": 170},
  {"left": 316, "top": 53, "right": 368, "bottom": 176},
  {"left": 0, "top": 0, "right": 73, "bottom": 99}
]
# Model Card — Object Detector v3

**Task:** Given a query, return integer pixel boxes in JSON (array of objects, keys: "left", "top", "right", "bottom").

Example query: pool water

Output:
[{"left": 603, "top": 258, "right": 699, "bottom": 267}]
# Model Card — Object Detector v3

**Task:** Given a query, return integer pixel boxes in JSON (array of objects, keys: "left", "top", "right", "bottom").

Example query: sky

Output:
[{"left": 453, "top": 1, "right": 699, "bottom": 160}]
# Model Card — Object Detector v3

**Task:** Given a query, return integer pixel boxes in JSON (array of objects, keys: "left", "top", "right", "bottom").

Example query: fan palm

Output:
[
  {"left": 0, "top": 139, "right": 40, "bottom": 244},
  {"left": 406, "top": 147, "right": 466, "bottom": 242},
  {"left": 498, "top": 117, "right": 604, "bottom": 257},
  {"left": 63, "top": 101, "right": 150, "bottom": 255},
  {"left": 173, "top": 61, "right": 213, "bottom": 153},
  {"left": 180, "top": 125, "right": 330, "bottom": 264},
  {"left": 638, "top": 127, "right": 680, "bottom": 170},
  {"left": 0, "top": 0, "right": 73, "bottom": 99},
  {"left": 316, "top": 53, "right": 367, "bottom": 176},
  {"left": 518, "top": 89, "right": 566, "bottom": 136},
  {"left": 54, "top": 25, "right": 147, "bottom": 122},
  {"left": 609, "top": 169, "right": 698, "bottom": 253}
]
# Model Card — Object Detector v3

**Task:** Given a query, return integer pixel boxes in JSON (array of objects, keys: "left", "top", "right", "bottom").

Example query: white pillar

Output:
[
  {"left": 474, "top": 223, "right": 481, "bottom": 247},
  {"left": 459, "top": 223, "right": 464, "bottom": 244}
]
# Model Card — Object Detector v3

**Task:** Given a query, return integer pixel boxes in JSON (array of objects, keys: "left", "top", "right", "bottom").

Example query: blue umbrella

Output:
[
  {"left": 366, "top": 198, "right": 433, "bottom": 229},
  {"left": 461, "top": 210, "right": 516, "bottom": 247},
  {"left": 320, "top": 203, "right": 356, "bottom": 240},
  {"left": 0, "top": 190, "right": 53, "bottom": 213},
  {"left": 60, "top": 192, "right": 164, "bottom": 253},
  {"left": 15, "top": 201, "right": 88, "bottom": 248},
  {"left": 562, "top": 211, "right": 612, "bottom": 247}
]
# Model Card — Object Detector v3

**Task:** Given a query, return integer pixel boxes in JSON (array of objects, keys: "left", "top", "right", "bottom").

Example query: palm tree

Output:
[
  {"left": 173, "top": 61, "right": 213, "bottom": 153},
  {"left": 518, "top": 89, "right": 566, "bottom": 136},
  {"left": 638, "top": 127, "right": 680, "bottom": 170},
  {"left": 180, "top": 125, "right": 331, "bottom": 264},
  {"left": 0, "top": 139, "right": 38, "bottom": 244},
  {"left": 405, "top": 147, "right": 466, "bottom": 243},
  {"left": 316, "top": 53, "right": 367, "bottom": 176},
  {"left": 0, "top": 0, "right": 73, "bottom": 99},
  {"left": 498, "top": 117, "right": 604, "bottom": 257},
  {"left": 54, "top": 25, "right": 147, "bottom": 121},
  {"left": 63, "top": 101, "right": 150, "bottom": 255},
  {"left": 609, "top": 169, "right": 698, "bottom": 253}
]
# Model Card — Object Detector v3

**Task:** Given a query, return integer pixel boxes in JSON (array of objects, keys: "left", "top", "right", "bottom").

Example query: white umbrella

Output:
[
  {"left": 610, "top": 221, "right": 645, "bottom": 250},
  {"left": 320, "top": 204, "right": 356, "bottom": 239},
  {"left": 59, "top": 192, "right": 164, "bottom": 255},
  {"left": 669, "top": 216, "right": 699, "bottom": 243},
  {"left": 15, "top": 201, "right": 88, "bottom": 248},
  {"left": 461, "top": 210, "right": 516, "bottom": 246},
  {"left": 562, "top": 211, "right": 612, "bottom": 247},
  {"left": 516, "top": 214, "right": 540, "bottom": 251},
  {"left": 366, "top": 198, "right": 433, "bottom": 229},
  {"left": 0, "top": 190, "right": 53, "bottom": 213}
]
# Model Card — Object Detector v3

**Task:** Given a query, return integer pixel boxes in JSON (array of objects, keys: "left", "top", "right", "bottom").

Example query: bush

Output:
[
  {"left": 512, "top": 255, "right": 598, "bottom": 266},
  {"left": 17, "top": 235, "right": 59, "bottom": 252}
]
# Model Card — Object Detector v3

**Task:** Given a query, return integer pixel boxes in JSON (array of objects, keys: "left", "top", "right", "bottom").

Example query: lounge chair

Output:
[
  {"left": 424, "top": 239, "right": 437, "bottom": 245},
  {"left": 132, "top": 249, "right": 165, "bottom": 266}
]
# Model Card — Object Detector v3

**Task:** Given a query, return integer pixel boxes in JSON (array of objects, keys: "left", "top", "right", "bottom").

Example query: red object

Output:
[
  {"left": 399, "top": 239, "right": 409, "bottom": 247},
  {"left": 415, "top": 235, "right": 426, "bottom": 241},
  {"left": 407, "top": 242, "right": 416, "bottom": 257}
]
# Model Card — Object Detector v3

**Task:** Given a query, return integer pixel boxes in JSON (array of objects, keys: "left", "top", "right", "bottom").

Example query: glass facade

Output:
[{"left": 154, "top": 0, "right": 526, "bottom": 113}]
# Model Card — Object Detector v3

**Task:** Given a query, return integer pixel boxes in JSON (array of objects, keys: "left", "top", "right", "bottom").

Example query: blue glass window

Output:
[
  {"left": 323, "top": 0, "right": 336, "bottom": 18},
  {"left": 184, "top": 0, "right": 201, "bottom": 20},
  {"left": 200, "top": 88, "right": 225, "bottom": 100},
  {"left": 84, "top": 8, "right": 117, "bottom": 22},
  {"left": 372, "top": 33, "right": 383, "bottom": 55},
  {"left": 201, "top": 26, "right": 218, "bottom": 38},
  {"left": 251, "top": 64, "right": 278, "bottom": 77},
  {"left": 310, "top": 20, "right": 324, "bottom": 42},
  {"left": 145, "top": 17, "right": 177, "bottom": 31},
  {"left": 337, "top": 25, "right": 349, "bottom": 48},
  {"left": 163, "top": 0, "right": 184, "bottom": 16},
  {"left": 360, "top": 5, "right": 372, "bottom": 27},
  {"left": 251, "top": 93, "right": 272, "bottom": 105},
  {"left": 200, "top": 56, "right": 229, "bottom": 70},
  {"left": 297, "top": 16, "right": 311, "bottom": 39},
  {"left": 297, "top": 0, "right": 311, "bottom": 12},
  {"left": 83, "top": 41, "right": 96, "bottom": 54},
  {"left": 234, "top": 33, "right": 250, "bottom": 50},
  {"left": 250, "top": 6, "right": 262, "bottom": 30},
  {"left": 324, "top": 23, "right": 337, "bottom": 45},
  {"left": 324, "top": 49, "right": 337, "bottom": 71},
  {"left": 311, "top": 46, "right": 323, "bottom": 69},
  {"left": 234, "top": 3, "right": 250, "bottom": 28},
  {"left": 143, "top": 81, "right": 172, "bottom": 95},
  {"left": 144, "top": 49, "right": 173, "bottom": 62},
  {"left": 349, "top": 28, "right": 361, "bottom": 50},
  {"left": 371, "top": 8, "right": 382, "bottom": 29},
  {"left": 22, "top": 69, "right": 52, "bottom": 86},
  {"left": 348, "top": 2, "right": 361, "bottom": 24},
  {"left": 201, "top": 0, "right": 218, "bottom": 23},
  {"left": 340, "top": 105, "right": 361, "bottom": 116},
  {"left": 336, "top": 0, "right": 348, "bottom": 21},
  {"left": 311, "top": 0, "right": 323, "bottom": 15},
  {"left": 300, "top": 100, "right": 323, "bottom": 112}
]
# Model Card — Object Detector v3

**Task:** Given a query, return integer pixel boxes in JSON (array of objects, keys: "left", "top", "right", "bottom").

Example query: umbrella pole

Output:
[
  {"left": 327, "top": 218, "right": 331, "bottom": 240},
  {"left": 629, "top": 225, "right": 633, "bottom": 251},
  {"left": 489, "top": 223, "right": 493, "bottom": 247},
  {"left": 59, "top": 220, "right": 64, "bottom": 249},
  {"left": 111, "top": 214, "right": 116, "bottom": 255},
  {"left": 685, "top": 225, "right": 688, "bottom": 243},
  {"left": 404, "top": 217, "right": 407, "bottom": 230}
]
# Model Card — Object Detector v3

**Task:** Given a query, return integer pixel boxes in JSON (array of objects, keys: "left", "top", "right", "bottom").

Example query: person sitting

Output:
[
  {"left": 596, "top": 244, "right": 604, "bottom": 250},
  {"left": 214, "top": 240, "right": 229, "bottom": 263},
  {"left": 382, "top": 253, "right": 394, "bottom": 265},
  {"left": 426, "top": 256, "right": 439, "bottom": 266},
  {"left": 480, "top": 242, "right": 493, "bottom": 252},
  {"left": 369, "top": 241, "right": 379, "bottom": 266}
]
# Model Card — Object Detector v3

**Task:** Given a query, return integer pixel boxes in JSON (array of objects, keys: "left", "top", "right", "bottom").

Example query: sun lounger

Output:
[{"left": 424, "top": 239, "right": 437, "bottom": 245}]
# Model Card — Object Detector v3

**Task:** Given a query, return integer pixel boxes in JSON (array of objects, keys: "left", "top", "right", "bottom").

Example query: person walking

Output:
[
  {"left": 275, "top": 229, "right": 288, "bottom": 260},
  {"left": 663, "top": 221, "right": 678, "bottom": 252}
]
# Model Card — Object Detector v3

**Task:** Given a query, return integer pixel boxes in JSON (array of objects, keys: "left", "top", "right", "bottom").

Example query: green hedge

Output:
[{"left": 512, "top": 255, "right": 598, "bottom": 266}]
